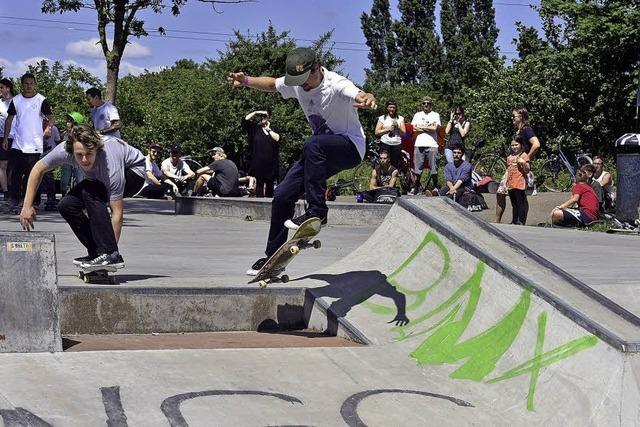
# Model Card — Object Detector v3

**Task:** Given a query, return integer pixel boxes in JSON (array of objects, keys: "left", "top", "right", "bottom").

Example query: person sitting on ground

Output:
[
  {"left": 192, "top": 147, "right": 240, "bottom": 197},
  {"left": 592, "top": 155, "right": 614, "bottom": 210},
  {"left": 365, "top": 149, "right": 399, "bottom": 202},
  {"left": 550, "top": 168, "right": 600, "bottom": 227},
  {"left": 433, "top": 143, "right": 472, "bottom": 201},
  {"left": 136, "top": 143, "right": 178, "bottom": 199},
  {"left": 580, "top": 164, "right": 603, "bottom": 212},
  {"left": 19, "top": 124, "right": 146, "bottom": 269},
  {"left": 161, "top": 144, "right": 195, "bottom": 196}
]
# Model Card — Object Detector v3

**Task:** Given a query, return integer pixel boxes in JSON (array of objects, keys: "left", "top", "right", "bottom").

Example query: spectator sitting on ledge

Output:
[
  {"left": 550, "top": 168, "right": 600, "bottom": 227},
  {"left": 432, "top": 143, "right": 472, "bottom": 200}
]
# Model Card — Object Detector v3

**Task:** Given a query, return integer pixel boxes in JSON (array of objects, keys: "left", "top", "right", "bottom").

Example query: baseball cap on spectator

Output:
[
  {"left": 284, "top": 47, "right": 316, "bottom": 86},
  {"left": 66, "top": 112, "right": 87, "bottom": 125},
  {"left": 149, "top": 143, "right": 161, "bottom": 150},
  {"left": 208, "top": 146, "right": 225, "bottom": 155},
  {"left": 170, "top": 144, "right": 181, "bottom": 153},
  {"left": 422, "top": 96, "right": 433, "bottom": 104}
]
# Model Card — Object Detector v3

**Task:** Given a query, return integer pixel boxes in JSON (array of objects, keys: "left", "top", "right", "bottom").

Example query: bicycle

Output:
[
  {"left": 467, "top": 139, "right": 507, "bottom": 181},
  {"left": 538, "top": 139, "right": 592, "bottom": 192}
]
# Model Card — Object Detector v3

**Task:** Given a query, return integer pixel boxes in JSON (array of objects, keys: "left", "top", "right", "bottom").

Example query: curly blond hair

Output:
[{"left": 65, "top": 124, "right": 104, "bottom": 154}]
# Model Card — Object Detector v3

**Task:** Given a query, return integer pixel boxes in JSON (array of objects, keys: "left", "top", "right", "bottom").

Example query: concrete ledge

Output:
[
  {"left": 0, "top": 232, "right": 62, "bottom": 353},
  {"left": 174, "top": 196, "right": 391, "bottom": 226},
  {"left": 58, "top": 286, "right": 370, "bottom": 344}
]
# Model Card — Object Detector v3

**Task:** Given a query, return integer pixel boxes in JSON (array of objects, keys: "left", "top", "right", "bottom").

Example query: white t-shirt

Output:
[
  {"left": 144, "top": 156, "right": 163, "bottom": 185},
  {"left": 411, "top": 111, "right": 441, "bottom": 148},
  {"left": 161, "top": 157, "right": 193, "bottom": 177},
  {"left": 0, "top": 98, "right": 15, "bottom": 139},
  {"left": 377, "top": 115, "right": 405, "bottom": 145},
  {"left": 9, "top": 93, "right": 48, "bottom": 153},
  {"left": 42, "top": 136, "right": 145, "bottom": 201},
  {"left": 275, "top": 68, "right": 366, "bottom": 159},
  {"left": 91, "top": 102, "right": 121, "bottom": 138}
]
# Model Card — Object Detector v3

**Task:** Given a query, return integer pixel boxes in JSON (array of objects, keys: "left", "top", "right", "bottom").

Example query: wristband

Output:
[{"left": 242, "top": 75, "right": 250, "bottom": 87}]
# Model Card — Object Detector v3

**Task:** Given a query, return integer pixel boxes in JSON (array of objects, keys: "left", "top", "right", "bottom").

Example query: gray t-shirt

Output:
[{"left": 42, "top": 135, "right": 145, "bottom": 200}]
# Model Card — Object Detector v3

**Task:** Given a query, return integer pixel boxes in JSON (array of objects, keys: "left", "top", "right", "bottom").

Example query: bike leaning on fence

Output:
[
  {"left": 466, "top": 139, "right": 507, "bottom": 182},
  {"left": 538, "top": 140, "right": 592, "bottom": 192}
]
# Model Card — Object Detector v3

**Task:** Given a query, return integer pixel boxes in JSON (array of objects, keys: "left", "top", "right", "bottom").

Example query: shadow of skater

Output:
[{"left": 299, "top": 271, "right": 409, "bottom": 334}]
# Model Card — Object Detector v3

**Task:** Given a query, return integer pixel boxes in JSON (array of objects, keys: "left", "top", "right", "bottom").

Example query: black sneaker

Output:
[
  {"left": 73, "top": 255, "right": 95, "bottom": 266},
  {"left": 284, "top": 211, "right": 327, "bottom": 230},
  {"left": 246, "top": 257, "right": 267, "bottom": 276},
  {"left": 80, "top": 252, "right": 125, "bottom": 270}
]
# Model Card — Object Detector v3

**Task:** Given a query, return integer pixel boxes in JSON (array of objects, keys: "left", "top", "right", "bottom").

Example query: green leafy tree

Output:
[
  {"left": 41, "top": 0, "right": 252, "bottom": 104},
  {"left": 394, "top": 0, "right": 444, "bottom": 85},
  {"left": 360, "top": 0, "right": 399, "bottom": 86}
]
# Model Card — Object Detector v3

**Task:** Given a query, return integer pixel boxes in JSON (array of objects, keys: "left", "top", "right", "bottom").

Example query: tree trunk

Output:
[{"left": 105, "top": 59, "right": 120, "bottom": 105}]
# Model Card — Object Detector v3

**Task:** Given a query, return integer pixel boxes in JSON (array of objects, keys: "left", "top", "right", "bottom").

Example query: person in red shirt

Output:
[{"left": 550, "top": 168, "right": 600, "bottom": 227}]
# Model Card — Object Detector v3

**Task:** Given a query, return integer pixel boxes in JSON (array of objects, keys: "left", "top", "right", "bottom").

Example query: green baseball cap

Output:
[
  {"left": 66, "top": 112, "right": 87, "bottom": 125},
  {"left": 284, "top": 47, "right": 317, "bottom": 86}
]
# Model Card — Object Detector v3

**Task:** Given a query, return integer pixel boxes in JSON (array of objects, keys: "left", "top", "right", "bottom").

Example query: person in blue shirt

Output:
[{"left": 433, "top": 143, "right": 472, "bottom": 200}]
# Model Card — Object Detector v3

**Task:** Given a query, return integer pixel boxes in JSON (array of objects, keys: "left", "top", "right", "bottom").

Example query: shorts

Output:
[
  {"left": 413, "top": 146, "right": 438, "bottom": 174},
  {"left": 561, "top": 208, "right": 596, "bottom": 227},
  {"left": 0, "top": 138, "right": 12, "bottom": 161}
]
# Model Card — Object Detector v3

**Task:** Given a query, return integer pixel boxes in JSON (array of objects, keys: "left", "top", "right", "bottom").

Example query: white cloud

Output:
[
  {"left": 0, "top": 56, "right": 164, "bottom": 83},
  {"left": 66, "top": 37, "right": 152, "bottom": 59}
]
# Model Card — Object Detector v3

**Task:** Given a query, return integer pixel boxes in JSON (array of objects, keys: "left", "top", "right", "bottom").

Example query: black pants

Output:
[
  {"left": 138, "top": 182, "right": 172, "bottom": 199},
  {"left": 508, "top": 189, "right": 528, "bottom": 225},
  {"left": 255, "top": 177, "right": 275, "bottom": 198},
  {"left": 57, "top": 170, "right": 144, "bottom": 257},
  {"left": 8, "top": 149, "right": 40, "bottom": 204}
]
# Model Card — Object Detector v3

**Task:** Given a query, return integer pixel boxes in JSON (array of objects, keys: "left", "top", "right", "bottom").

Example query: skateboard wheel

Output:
[
  {"left": 313, "top": 240, "right": 321, "bottom": 249},
  {"left": 281, "top": 275, "right": 290, "bottom": 283},
  {"left": 289, "top": 246, "right": 300, "bottom": 255},
  {"left": 83, "top": 275, "right": 90, "bottom": 284},
  {"left": 259, "top": 280, "right": 268, "bottom": 288}
]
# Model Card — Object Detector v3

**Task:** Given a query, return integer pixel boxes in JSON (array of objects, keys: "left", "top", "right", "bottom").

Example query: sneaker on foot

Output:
[
  {"left": 246, "top": 257, "right": 267, "bottom": 276},
  {"left": 284, "top": 211, "right": 327, "bottom": 230},
  {"left": 80, "top": 252, "right": 125, "bottom": 270},
  {"left": 73, "top": 255, "right": 95, "bottom": 266}
]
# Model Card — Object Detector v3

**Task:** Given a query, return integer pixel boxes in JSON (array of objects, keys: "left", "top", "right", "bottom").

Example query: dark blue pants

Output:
[{"left": 265, "top": 134, "right": 361, "bottom": 257}]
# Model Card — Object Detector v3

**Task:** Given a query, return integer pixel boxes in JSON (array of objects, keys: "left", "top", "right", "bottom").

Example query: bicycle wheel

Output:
[
  {"left": 474, "top": 155, "right": 506, "bottom": 180},
  {"left": 539, "top": 159, "right": 572, "bottom": 192},
  {"left": 352, "top": 162, "right": 373, "bottom": 193}
]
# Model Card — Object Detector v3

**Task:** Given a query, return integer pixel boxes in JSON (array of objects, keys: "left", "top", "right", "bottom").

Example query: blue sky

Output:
[{"left": 0, "top": 0, "right": 541, "bottom": 85}]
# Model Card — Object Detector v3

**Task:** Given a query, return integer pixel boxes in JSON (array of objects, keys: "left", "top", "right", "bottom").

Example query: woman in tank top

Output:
[{"left": 445, "top": 106, "right": 470, "bottom": 164}]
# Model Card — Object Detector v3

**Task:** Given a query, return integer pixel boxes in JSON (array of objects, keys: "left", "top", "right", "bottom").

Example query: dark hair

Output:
[
  {"left": 261, "top": 108, "right": 272, "bottom": 118},
  {"left": 385, "top": 100, "right": 398, "bottom": 118},
  {"left": 581, "top": 164, "right": 596, "bottom": 175},
  {"left": 453, "top": 106, "right": 465, "bottom": 119},
  {"left": 513, "top": 106, "right": 530, "bottom": 128},
  {"left": 575, "top": 168, "right": 588, "bottom": 183},
  {"left": 451, "top": 143, "right": 465, "bottom": 154},
  {"left": 0, "top": 78, "right": 15, "bottom": 96},
  {"left": 379, "top": 149, "right": 390, "bottom": 157},
  {"left": 512, "top": 134, "right": 525, "bottom": 146},
  {"left": 20, "top": 73, "right": 36, "bottom": 84},
  {"left": 85, "top": 87, "right": 102, "bottom": 99}
]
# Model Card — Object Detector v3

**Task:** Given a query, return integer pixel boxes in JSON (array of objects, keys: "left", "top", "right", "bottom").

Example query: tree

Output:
[
  {"left": 394, "top": 0, "right": 443, "bottom": 85},
  {"left": 360, "top": 0, "right": 399, "bottom": 86},
  {"left": 41, "top": 0, "right": 253, "bottom": 105}
]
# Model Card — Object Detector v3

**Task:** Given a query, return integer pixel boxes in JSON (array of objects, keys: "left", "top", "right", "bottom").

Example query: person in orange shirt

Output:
[{"left": 506, "top": 135, "right": 530, "bottom": 225}]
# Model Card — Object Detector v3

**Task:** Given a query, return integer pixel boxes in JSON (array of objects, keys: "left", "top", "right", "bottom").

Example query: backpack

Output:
[
  {"left": 372, "top": 187, "right": 400, "bottom": 204},
  {"left": 458, "top": 190, "right": 488, "bottom": 211}
]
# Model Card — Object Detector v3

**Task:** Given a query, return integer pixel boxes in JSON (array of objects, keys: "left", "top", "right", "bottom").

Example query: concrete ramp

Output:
[
  {"left": 0, "top": 232, "right": 61, "bottom": 353},
  {"left": 300, "top": 197, "right": 640, "bottom": 424}
]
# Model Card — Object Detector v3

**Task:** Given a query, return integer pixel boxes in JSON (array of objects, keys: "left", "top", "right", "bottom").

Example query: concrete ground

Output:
[{"left": 1, "top": 197, "right": 640, "bottom": 426}]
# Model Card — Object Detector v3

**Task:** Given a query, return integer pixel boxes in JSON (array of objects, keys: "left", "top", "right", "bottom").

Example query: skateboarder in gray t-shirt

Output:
[{"left": 19, "top": 124, "right": 146, "bottom": 269}]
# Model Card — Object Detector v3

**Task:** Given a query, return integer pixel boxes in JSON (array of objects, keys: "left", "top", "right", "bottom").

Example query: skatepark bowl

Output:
[{"left": 1, "top": 195, "right": 640, "bottom": 426}]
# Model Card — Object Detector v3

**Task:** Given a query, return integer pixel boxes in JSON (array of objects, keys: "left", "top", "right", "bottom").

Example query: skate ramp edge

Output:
[
  {"left": 297, "top": 196, "right": 640, "bottom": 424},
  {"left": 0, "top": 231, "right": 62, "bottom": 353}
]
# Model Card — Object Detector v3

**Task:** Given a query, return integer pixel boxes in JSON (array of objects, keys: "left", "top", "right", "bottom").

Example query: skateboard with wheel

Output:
[
  {"left": 78, "top": 265, "right": 117, "bottom": 284},
  {"left": 249, "top": 217, "right": 322, "bottom": 288}
]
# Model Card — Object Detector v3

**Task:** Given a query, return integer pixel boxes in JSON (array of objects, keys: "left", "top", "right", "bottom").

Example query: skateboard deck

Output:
[
  {"left": 606, "top": 228, "right": 640, "bottom": 235},
  {"left": 78, "top": 266, "right": 117, "bottom": 284},
  {"left": 249, "top": 217, "right": 322, "bottom": 287}
]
